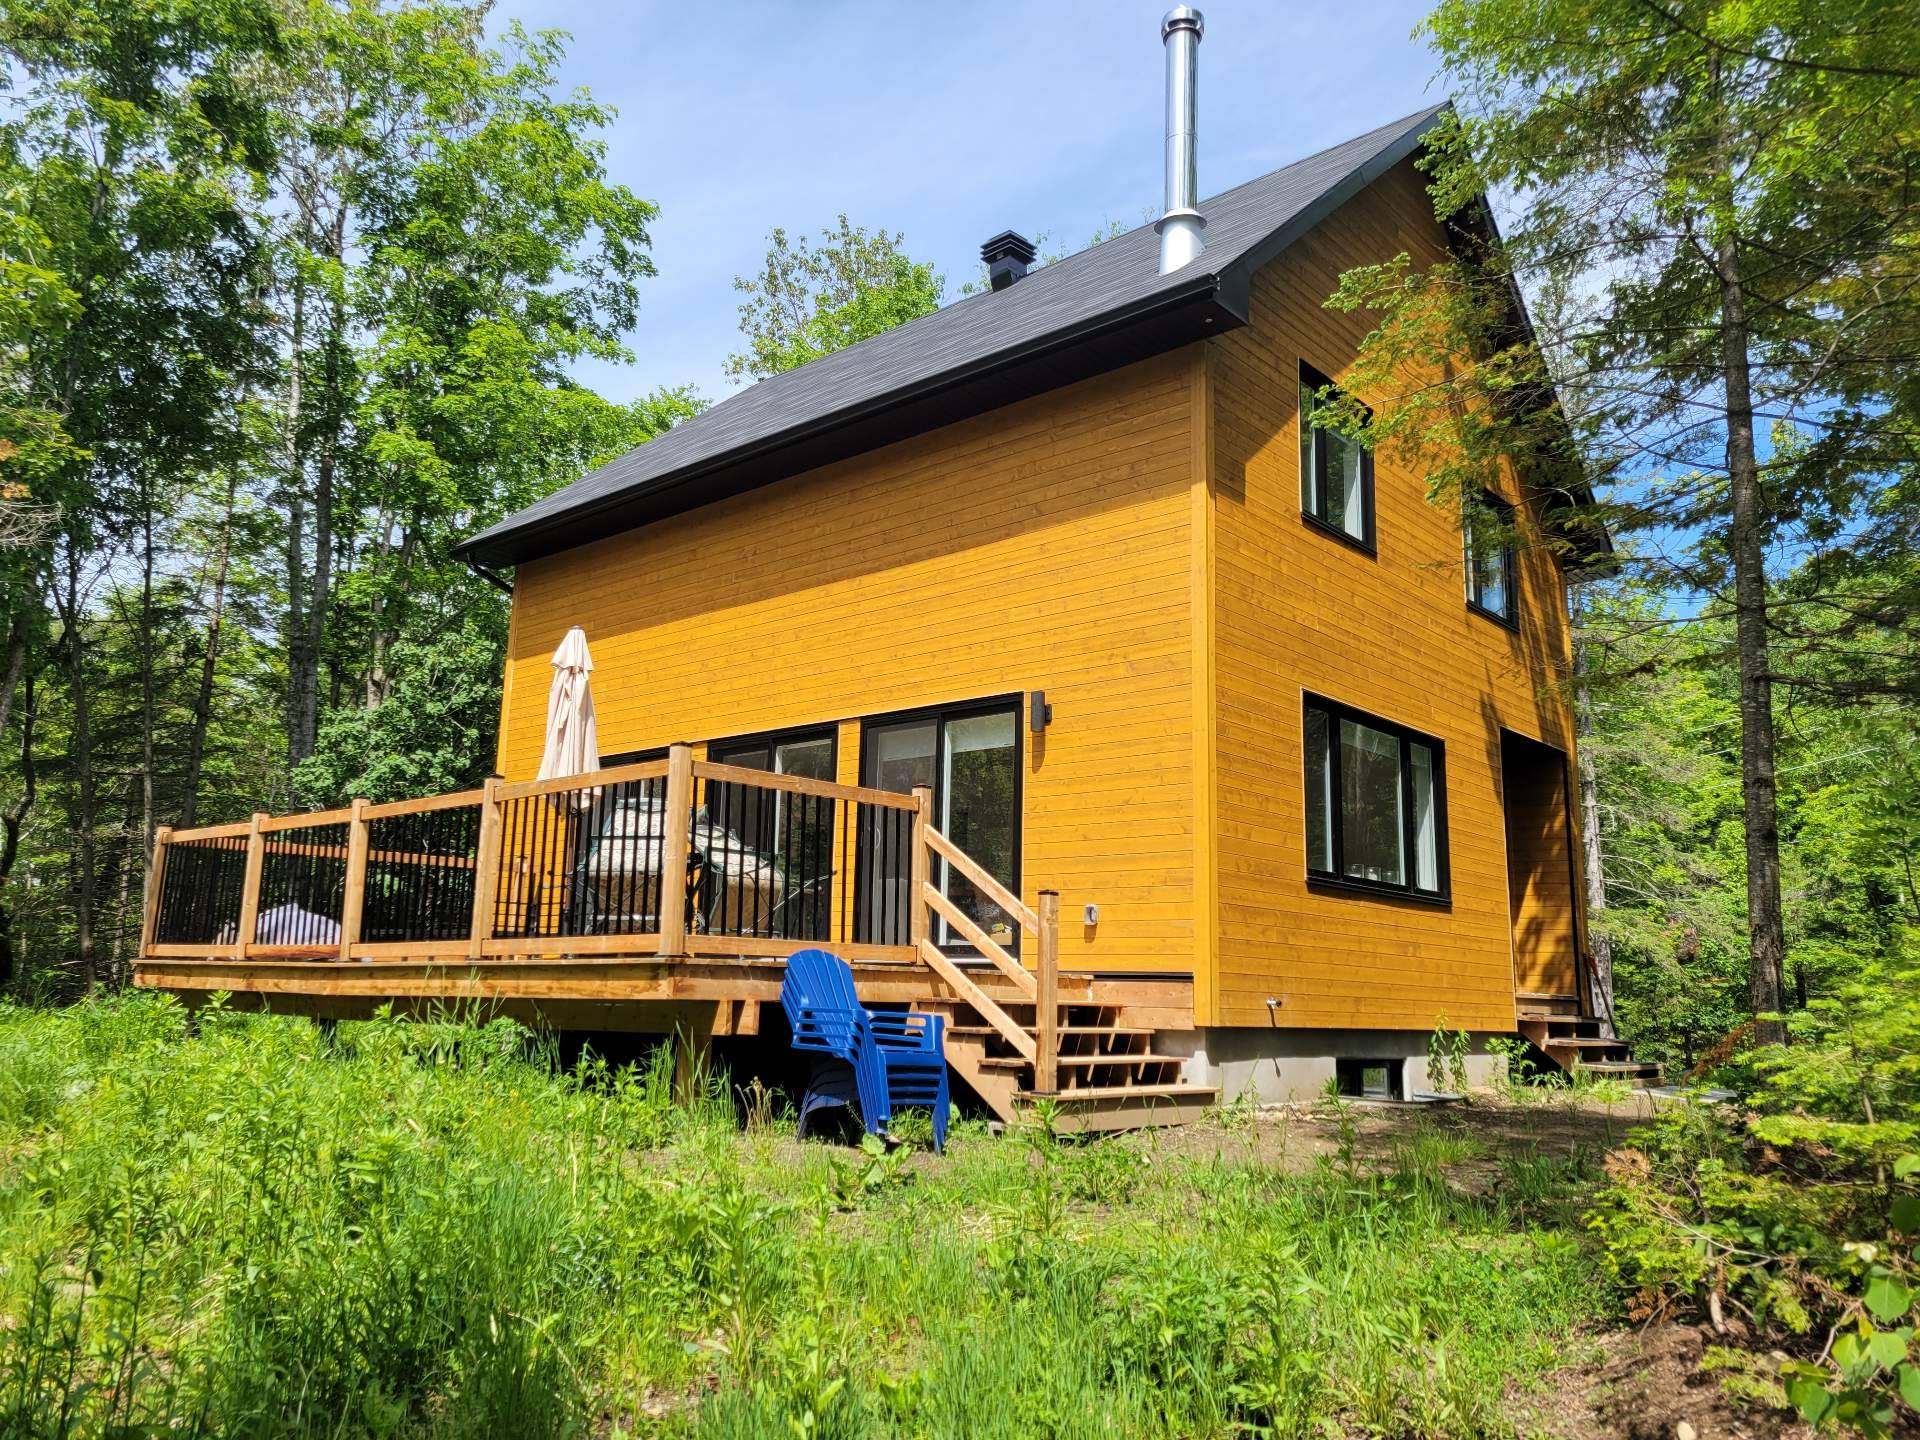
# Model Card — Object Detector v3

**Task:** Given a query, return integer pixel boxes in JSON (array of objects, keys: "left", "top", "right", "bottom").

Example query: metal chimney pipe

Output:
[{"left": 1155, "top": 6, "right": 1206, "bottom": 274}]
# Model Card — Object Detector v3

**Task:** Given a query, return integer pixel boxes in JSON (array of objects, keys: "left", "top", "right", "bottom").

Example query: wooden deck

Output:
[
  {"left": 132, "top": 953, "right": 1195, "bottom": 1031},
  {"left": 134, "top": 746, "right": 1210, "bottom": 1127}
]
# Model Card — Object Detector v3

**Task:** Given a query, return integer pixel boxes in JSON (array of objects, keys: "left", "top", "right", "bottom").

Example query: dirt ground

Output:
[
  {"left": 1112, "top": 1089, "right": 1661, "bottom": 1179},
  {"left": 1111, "top": 1096, "right": 1824, "bottom": 1437},
  {"left": 1513, "top": 1324, "right": 1817, "bottom": 1440}
]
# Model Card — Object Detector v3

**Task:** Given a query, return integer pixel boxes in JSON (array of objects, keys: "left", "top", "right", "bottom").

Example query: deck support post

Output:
[
  {"left": 657, "top": 744, "right": 694, "bottom": 958},
  {"left": 1035, "top": 889, "right": 1061, "bottom": 1096},
  {"left": 909, "top": 784, "right": 933, "bottom": 950},
  {"left": 672, "top": 1018, "right": 712, "bottom": 1102},
  {"left": 338, "top": 798, "right": 370, "bottom": 962},
  {"left": 139, "top": 825, "right": 171, "bottom": 959},
  {"left": 236, "top": 814, "right": 268, "bottom": 956},
  {"left": 468, "top": 777, "right": 505, "bottom": 960}
]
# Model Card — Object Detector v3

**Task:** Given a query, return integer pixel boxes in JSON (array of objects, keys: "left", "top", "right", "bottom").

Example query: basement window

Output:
[
  {"left": 1464, "top": 490, "right": 1518, "bottom": 626},
  {"left": 1304, "top": 694, "right": 1449, "bottom": 902},
  {"left": 1336, "top": 1058, "right": 1405, "bottom": 1100},
  {"left": 1299, "top": 361, "right": 1375, "bottom": 552}
]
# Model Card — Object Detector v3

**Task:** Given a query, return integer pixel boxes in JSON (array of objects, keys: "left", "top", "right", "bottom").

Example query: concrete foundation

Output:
[{"left": 1158, "top": 1026, "right": 1507, "bottom": 1105}]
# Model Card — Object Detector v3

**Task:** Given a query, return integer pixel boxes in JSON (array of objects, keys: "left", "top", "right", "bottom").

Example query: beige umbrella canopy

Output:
[{"left": 537, "top": 626, "right": 599, "bottom": 785}]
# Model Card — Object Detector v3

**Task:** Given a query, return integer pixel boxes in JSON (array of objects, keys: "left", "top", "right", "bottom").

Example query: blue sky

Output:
[{"left": 497, "top": 1, "right": 1441, "bottom": 403}]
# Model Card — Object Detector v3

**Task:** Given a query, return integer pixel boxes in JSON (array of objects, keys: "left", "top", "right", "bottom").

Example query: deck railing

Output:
[{"left": 139, "top": 744, "right": 1063, "bottom": 1086}]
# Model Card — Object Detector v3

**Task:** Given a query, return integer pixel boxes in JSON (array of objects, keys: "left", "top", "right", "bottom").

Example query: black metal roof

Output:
[{"left": 456, "top": 105, "right": 1450, "bottom": 570}]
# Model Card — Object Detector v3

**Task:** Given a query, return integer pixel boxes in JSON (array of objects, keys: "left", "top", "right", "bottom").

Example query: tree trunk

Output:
[
  {"left": 108, "top": 821, "right": 131, "bottom": 986},
  {"left": 0, "top": 666, "right": 37, "bottom": 990},
  {"left": 364, "top": 514, "right": 414, "bottom": 708},
  {"left": 0, "top": 613, "right": 25, "bottom": 744},
  {"left": 303, "top": 278, "right": 344, "bottom": 731},
  {"left": 57, "top": 550, "right": 97, "bottom": 991},
  {"left": 139, "top": 483, "right": 156, "bottom": 881},
  {"left": 1571, "top": 592, "right": 1617, "bottom": 1039},
  {"left": 284, "top": 254, "right": 316, "bottom": 765},
  {"left": 1717, "top": 227, "right": 1789, "bottom": 1047},
  {"left": 181, "top": 469, "right": 236, "bottom": 827}
]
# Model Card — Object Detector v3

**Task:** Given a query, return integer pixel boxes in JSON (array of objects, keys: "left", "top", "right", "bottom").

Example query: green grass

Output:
[{"left": 0, "top": 994, "right": 1609, "bottom": 1438}]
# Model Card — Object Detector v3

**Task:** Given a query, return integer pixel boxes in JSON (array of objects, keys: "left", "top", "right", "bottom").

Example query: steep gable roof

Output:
[{"left": 456, "top": 105, "right": 1448, "bottom": 570}]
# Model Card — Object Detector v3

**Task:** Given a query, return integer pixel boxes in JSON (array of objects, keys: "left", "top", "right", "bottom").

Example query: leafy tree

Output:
[
  {"left": 1322, "top": 0, "right": 1920, "bottom": 1044},
  {"left": 0, "top": 0, "right": 698, "bottom": 993},
  {"left": 261, "top": 0, "right": 665, "bottom": 758},
  {"left": 726, "top": 216, "right": 943, "bottom": 381},
  {"left": 1, "top": 0, "right": 281, "bottom": 985},
  {"left": 1580, "top": 548, "right": 1918, "bottom": 1072}
]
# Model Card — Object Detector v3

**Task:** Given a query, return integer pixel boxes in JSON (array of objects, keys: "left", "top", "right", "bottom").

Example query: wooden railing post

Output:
[
  {"left": 138, "top": 825, "right": 171, "bottom": 960},
  {"left": 909, "top": 784, "right": 933, "bottom": 950},
  {"left": 657, "top": 743, "right": 694, "bottom": 958},
  {"left": 467, "top": 777, "right": 505, "bottom": 959},
  {"left": 1035, "top": 889, "right": 1061, "bottom": 1096},
  {"left": 337, "top": 797, "right": 370, "bottom": 962},
  {"left": 236, "top": 813, "right": 268, "bottom": 955}
]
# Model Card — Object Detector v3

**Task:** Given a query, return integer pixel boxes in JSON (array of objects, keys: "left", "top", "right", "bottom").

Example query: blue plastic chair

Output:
[{"left": 781, "top": 948, "right": 948, "bottom": 1152}]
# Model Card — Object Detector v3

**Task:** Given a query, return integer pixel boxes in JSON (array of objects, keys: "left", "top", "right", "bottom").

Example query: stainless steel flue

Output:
[{"left": 1155, "top": 6, "right": 1206, "bottom": 274}]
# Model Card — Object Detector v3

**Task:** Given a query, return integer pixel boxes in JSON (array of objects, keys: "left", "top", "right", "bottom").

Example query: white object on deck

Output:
[{"left": 537, "top": 626, "right": 599, "bottom": 789}]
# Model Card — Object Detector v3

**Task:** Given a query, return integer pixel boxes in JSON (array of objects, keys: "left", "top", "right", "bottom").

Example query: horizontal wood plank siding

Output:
[
  {"left": 499, "top": 353, "right": 1198, "bottom": 976},
  {"left": 1206, "top": 157, "right": 1581, "bottom": 1034},
  {"left": 1505, "top": 742, "right": 1581, "bottom": 996}
]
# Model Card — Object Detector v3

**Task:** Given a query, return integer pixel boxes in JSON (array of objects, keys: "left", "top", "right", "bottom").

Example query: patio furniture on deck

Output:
[
  {"left": 780, "top": 947, "right": 948, "bottom": 1152},
  {"left": 574, "top": 793, "right": 782, "bottom": 936}
]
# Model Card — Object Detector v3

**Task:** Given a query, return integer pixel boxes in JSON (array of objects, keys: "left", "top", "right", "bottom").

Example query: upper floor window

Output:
[
  {"left": 1298, "top": 361, "right": 1374, "bottom": 551},
  {"left": 1464, "top": 490, "right": 1517, "bottom": 625},
  {"left": 1304, "top": 694, "right": 1449, "bottom": 901}
]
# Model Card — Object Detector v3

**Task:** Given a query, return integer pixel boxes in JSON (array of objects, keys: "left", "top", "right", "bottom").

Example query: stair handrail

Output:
[{"left": 911, "top": 786, "right": 1062, "bottom": 1095}]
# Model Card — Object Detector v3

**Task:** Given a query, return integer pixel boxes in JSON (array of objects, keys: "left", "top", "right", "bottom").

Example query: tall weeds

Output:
[{"left": 0, "top": 995, "right": 1602, "bottom": 1437}]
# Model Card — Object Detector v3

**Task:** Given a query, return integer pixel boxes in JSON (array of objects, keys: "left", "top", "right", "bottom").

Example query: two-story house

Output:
[{"left": 138, "top": 14, "right": 1651, "bottom": 1127}]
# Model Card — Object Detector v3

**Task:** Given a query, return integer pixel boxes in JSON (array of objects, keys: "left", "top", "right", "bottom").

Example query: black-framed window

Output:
[
  {"left": 1299, "top": 361, "right": 1375, "bottom": 551},
  {"left": 706, "top": 727, "right": 839, "bottom": 940},
  {"left": 1304, "top": 694, "right": 1449, "bottom": 901},
  {"left": 1464, "top": 490, "right": 1517, "bottom": 625},
  {"left": 861, "top": 698, "right": 1021, "bottom": 950}
]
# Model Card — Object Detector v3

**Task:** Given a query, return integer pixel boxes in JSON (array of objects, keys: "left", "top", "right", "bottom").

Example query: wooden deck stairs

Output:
[
  {"left": 914, "top": 813, "right": 1215, "bottom": 1132},
  {"left": 1516, "top": 992, "right": 1662, "bottom": 1088},
  {"left": 941, "top": 999, "right": 1215, "bottom": 1133}
]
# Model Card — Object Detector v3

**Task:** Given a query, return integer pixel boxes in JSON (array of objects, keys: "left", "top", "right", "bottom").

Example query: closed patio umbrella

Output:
[{"left": 537, "top": 626, "right": 599, "bottom": 786}]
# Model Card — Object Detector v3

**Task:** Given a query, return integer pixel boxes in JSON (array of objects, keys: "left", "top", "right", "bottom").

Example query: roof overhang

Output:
[{"left": 453, "top": 273, "right": 1248, "bottom": 571}]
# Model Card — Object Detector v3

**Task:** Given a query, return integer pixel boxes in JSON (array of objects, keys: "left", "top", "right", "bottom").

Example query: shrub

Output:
[{"left": 1587, "top": 956, "right": 1920, "bottom": 1434}]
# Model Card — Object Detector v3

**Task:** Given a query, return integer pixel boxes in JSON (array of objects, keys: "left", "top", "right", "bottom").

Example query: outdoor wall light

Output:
[{"left": 1029, "top": 690, "right": 1052, "bottom": 733}]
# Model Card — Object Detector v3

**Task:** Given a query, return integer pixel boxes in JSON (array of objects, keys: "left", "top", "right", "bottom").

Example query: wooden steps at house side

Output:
[
  {"left": 946, "top": 1024, "right": 1155, "bottom": 1041},
  {"left": 936, "top": 991, "right": 1215, "bottom": 1130},
  {"left": 977, "top": 1053, "right": 1186, "bottom": 1072},
  {"left": 1516, "top": 993, "right": 1663, "bottom": 1088}
]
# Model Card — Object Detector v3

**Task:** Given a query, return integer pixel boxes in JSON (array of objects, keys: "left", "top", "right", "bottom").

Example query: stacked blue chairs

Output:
[{"left": 781, "top": 947, "right": 949, "bottom": 1152}]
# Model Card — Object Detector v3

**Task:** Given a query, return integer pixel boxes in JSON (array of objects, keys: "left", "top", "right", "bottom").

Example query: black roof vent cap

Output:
[{"left": 981, "top": 230, "right": 1038, "bottom": 291}]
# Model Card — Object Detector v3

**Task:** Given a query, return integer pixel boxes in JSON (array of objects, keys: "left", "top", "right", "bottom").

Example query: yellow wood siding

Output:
[
  {"left": 499, "top": 353, "right": 1199, "bottom": 978},
  {"left": 1206, "top": 157, "right": 1581, "bottom": 1034},
  {"left": 1505, "top": 740, "right": 1581, "bottom": 995}
]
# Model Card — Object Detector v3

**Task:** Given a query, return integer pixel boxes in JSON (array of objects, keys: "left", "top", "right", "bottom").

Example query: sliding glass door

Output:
[
  {"left": 708, "top": 730, "right": 836, "bottom": 939},
  {"left": 860, "top": 701, "right": 1020, "bottom": 949}
]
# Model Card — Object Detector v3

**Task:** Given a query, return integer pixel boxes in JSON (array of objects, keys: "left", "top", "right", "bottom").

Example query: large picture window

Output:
[
  {"left": 1303, "top": 694, "right": 1448, "bottom": 900},
  {"left": 1464, "top": 490, "right": 1517, "bottom": 625},
  {"left": 861, "top": 699, "right": 1020, "bottom": 949},
  {"left": 1299, "top": 361, "right": 1374, "bottom": 550}
]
